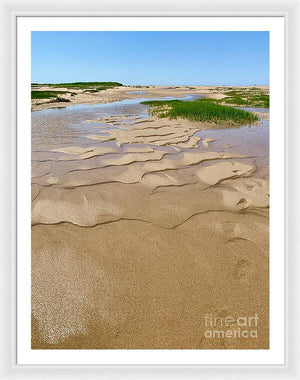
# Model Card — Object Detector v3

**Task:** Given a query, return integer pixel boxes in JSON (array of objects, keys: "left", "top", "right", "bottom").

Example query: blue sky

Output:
[{"left": 31, "top": 31, "right": 269, "bottom": 85}]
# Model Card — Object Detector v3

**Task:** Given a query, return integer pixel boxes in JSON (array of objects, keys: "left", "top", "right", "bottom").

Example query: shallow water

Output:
[
  {"left": 194, "top": 113, "right": 269, "bottom": 178},
  {"left": 32, "top": 96, "right": 269, "bottom": 178},
  {"left": 125, "top": 91, "right": 148, "bottom": 95},
  {"left": 31, "top": 95, "right": 201, "bottom": 150}
]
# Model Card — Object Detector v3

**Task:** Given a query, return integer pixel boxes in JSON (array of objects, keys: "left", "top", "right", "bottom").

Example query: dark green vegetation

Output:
[
  {"left": 141, "top": 99, "right": 259, "bottom": 126},
  {"left": 31, "top": 82, "right": 123, "bottom": 99},
  {"left": 31, "top": 82, "right": 123, "bottom": 102},
  {"left": 32, "top": 81, "right": 122, "bottom": 91},
  {"left": 31, "top": 90, "right": 75, "bottom": 99}
]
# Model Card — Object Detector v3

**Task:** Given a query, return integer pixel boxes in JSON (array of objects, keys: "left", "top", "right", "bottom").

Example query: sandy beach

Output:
[{"left": 31, "top": 86, "right": 269, "bottom": 349}]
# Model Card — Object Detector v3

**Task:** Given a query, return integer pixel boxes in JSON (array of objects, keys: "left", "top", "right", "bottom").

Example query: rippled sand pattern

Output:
[{"left": 31, "top": 101, "right": 269, "bottom": 349}]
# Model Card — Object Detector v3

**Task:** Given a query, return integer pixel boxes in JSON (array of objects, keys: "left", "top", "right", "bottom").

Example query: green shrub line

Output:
[
  {"left": 31, "top": 81, "right": 122, "bottom": 90},
  {"left": 31, "top": 82, "right": 123, "bottom": 99},
  {"left": 141, "top": 99, "right": 259, "bottom": 125},
  {"left": 31, "top": 90, "right": 76, "bottom": 99}
]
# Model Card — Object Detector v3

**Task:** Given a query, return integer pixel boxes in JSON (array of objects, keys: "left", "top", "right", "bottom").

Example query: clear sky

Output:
[{"left": 31, "top": 31, "right": 269, "bottom": 86}]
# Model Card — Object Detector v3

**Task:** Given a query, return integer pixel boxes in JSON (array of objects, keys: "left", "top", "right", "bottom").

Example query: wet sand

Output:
[{"left": 31, "top": 89, "right": 269, "bottom": 349}]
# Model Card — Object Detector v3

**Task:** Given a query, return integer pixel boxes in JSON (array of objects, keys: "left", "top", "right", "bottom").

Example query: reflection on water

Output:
[
  {"left": 236, "top": 106, "right": 269, "bottom": 113},
  {"left": 195, "top": 118, "right": 269, "bottom": 178},
  {"left": 125, "top": 91, "right": 148, "bottom": 95}
]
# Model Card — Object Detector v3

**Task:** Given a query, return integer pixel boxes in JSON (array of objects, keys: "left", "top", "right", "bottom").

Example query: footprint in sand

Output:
[
  {"left": 237, "top": 198, "right": 248, "bottom": 207},
  {"left": 219, "top": 221, "right": 237, "bottom": 237}
]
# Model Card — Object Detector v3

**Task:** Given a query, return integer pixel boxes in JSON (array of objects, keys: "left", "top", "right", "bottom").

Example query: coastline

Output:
[{"left": 31, "top": 85, "right": 269, "bottom": 112}]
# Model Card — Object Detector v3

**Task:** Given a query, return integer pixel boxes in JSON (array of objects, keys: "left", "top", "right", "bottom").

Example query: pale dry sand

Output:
[{"left": 31, "top": 91, "right": 269, "bottom": 349}]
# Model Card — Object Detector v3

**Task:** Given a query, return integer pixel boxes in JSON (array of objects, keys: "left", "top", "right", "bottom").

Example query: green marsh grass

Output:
[
  {"left": 221, "top": 88, "right": 269, "bottom": 108},
  {"left": 141, "top": 99, "right": 259, "bottom": 125}
]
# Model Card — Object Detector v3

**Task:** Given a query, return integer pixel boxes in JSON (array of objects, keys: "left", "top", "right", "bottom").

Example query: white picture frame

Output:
[{"left": 0, "top": 0, "right": 299, "bottom": 378}]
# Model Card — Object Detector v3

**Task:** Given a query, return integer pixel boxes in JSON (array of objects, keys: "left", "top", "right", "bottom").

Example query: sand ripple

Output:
[{"left": 31, "top": 109, "right": 269, "bottom": 349}]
